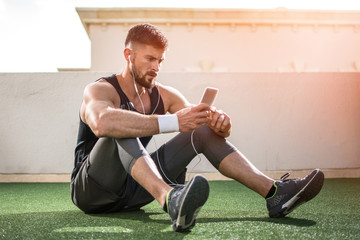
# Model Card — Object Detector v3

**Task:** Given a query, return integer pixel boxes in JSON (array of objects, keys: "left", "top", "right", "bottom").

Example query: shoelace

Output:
[
  {"left": 280, "top": 172, "right": 290, "bottom": 181},
  {"left": 170, "top": 183, "right": 185, "bottom": 188},
  {"left": 169, "top": 185, "right": 185, "bottom": 200}
]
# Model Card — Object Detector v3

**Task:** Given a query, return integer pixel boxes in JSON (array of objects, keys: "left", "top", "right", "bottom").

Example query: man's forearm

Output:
[{"left": 89, "top": 108, "right": 160, "bottom": 138}]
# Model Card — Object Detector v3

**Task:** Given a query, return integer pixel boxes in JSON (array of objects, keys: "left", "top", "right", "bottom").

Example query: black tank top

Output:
[{"left": 71, "top": 74, "right": 165, "bottom": 179}]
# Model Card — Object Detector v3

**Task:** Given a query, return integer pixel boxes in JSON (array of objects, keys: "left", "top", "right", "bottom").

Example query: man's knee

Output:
[
  {"left": 193, "top": 125, "right": 237, "bottom": 169},
  {"left": 114, "top": 137, "right": 149, "bottom": 174},
  {"left": 194, "top": 125, "right": 221, "bottom": 142}
]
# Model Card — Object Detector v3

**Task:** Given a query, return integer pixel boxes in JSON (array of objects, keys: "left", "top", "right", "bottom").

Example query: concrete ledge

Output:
[
  {"left": 190, "top": 168, "right": 360, "bottom": 180},
  {"left": 1, "top": 168, "right": 359, "bottom": 182},
  {"left": 0, "top": 174, "right": 71, "bottom": 183}
]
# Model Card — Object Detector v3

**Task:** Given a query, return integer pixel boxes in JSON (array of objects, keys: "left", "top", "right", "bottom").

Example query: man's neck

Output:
[{"left": 117, "top": 71, "right": 145, "bottom": 100}]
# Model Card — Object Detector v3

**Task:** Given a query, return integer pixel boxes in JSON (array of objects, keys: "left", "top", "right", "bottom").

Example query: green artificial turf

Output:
[{"left": 0, "top": 179, "right": 359, "bottom": 239}]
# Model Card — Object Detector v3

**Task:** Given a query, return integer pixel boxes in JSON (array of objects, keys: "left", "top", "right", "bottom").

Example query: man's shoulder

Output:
[
  {"left": 157, "top": 83, "right": 178, "bottom": 95},
  {"left": 156, "top": 82, "right": 189, "bottom": 112},
  {"left": 158, "top": 83, "right": 185, "bottom": 98},
  {"left": 83, "top": 79, "right": 118, "bottom": 101},
  {"left": 85, "top": 79, "right": 113, "bottom": 92}
]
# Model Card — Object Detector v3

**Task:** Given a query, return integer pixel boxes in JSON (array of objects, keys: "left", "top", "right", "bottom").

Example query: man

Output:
[{"left": 71, "top": 23, "right": 324, "bottom": 232}]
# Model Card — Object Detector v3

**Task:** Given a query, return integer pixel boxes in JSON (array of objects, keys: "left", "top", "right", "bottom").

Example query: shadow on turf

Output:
[
  {"left": 96, "top": 211, "right": 316, "bottom": 227},
  {"left": 197, "top": 216, "right": 316, "bottom": 227},
  {"left": 1, "top": 208, "right": 316, "bottom": 239},
  {"left": 0, "top": 209, "right": 190, "bottom": 239}
]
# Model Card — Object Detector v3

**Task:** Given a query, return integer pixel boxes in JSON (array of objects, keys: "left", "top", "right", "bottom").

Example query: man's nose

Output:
[{"left": 152, "top": 61, "right": 161, "bottom": 72}]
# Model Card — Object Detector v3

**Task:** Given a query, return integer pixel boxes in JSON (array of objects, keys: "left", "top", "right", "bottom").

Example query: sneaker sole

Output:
[
  {"left": 173, "top": 175, "right": 209, "bottom": 232},
  {"left": 278, "top": 169, "right": 324, "bottom": 217}
]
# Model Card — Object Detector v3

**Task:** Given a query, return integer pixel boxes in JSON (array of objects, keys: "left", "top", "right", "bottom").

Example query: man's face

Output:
[{"left": 130, "top": 44, "right": 165, "bottom": 89}]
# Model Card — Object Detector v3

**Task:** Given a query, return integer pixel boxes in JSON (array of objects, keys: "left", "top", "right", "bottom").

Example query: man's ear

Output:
[{"left": 124, "top": 48, "right": 131, "bottom": 63}]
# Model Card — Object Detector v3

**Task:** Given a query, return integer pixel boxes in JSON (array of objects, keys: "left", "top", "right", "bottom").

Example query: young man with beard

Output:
[{"left": 71, "top": 23, "right": 324, "bottom": 232}]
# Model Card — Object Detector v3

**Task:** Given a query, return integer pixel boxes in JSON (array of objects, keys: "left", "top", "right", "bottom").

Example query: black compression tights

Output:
[{"left": 87, "top": 125, "right": 236, "bottom": 193}]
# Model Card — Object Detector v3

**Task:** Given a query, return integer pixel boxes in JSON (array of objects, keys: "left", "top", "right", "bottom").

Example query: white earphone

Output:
[{"left": 128, "top": 55, "right": 135, "bottom": 78}]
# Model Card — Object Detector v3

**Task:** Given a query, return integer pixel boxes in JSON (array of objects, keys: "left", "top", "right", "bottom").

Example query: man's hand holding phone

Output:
[{"left": 199, "top": 87, "right": 231, "bottom": 138}]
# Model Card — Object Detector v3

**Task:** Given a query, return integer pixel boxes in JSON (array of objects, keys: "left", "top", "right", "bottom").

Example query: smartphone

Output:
[{"left": 200, "top": 87, "right": 218, "bottom": 106}]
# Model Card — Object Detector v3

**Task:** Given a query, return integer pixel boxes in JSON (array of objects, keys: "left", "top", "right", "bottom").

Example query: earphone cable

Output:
[{"left": 130, "top": 67, "right": 200, "bottom": 186}]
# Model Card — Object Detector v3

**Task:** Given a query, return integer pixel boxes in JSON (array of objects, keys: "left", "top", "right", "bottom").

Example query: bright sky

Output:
[{"left": 1, "top": 0, "right": 360, "bottom": 72}]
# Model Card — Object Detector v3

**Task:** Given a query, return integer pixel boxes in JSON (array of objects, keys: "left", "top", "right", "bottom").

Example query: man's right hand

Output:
[{"left": 176, "top": 103, "right": 210, "bottom": 132}]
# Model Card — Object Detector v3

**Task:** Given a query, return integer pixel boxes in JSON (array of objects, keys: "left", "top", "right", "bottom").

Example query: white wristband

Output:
[{"left": 157, "top": 114, "right": 179, "bottom": 133}]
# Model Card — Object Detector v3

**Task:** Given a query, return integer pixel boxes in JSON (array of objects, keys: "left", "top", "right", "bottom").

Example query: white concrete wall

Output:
[
  {"left": 0, "top": 72, "right": 359, "bottom": 174},
  {"left": 89, "top": 23, "right": 360, "bottom": 73}
]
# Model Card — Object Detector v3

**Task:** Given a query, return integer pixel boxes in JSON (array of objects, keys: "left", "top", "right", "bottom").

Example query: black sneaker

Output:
[
  {"left": 166, "top": 174, "right": 210, "bottom": 232},
  {"left": 266, "top": 169, "right": 324, "bottom": 218}
]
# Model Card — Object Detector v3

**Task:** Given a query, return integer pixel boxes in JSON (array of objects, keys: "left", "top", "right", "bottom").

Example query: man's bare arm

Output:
[{"left": 81, "top": 82, "right": 159, "bottom": 138}]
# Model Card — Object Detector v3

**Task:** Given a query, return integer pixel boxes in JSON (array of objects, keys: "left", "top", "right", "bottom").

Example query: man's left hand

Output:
[{"left": 207, "top": 107, "right": 231, "bottom": 138}]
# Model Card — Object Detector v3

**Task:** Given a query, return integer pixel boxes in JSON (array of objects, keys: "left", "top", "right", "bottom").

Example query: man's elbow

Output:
[{"left": 90, "top": 115, "right": 110, "bottom": 137}]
